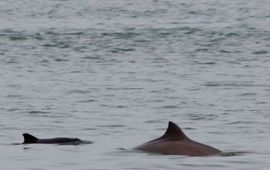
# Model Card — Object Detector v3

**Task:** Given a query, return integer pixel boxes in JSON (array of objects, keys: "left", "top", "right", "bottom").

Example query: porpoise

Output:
[
  {"left": 22, "top": 133, "right": 92, "bottom": 145},
  {"left": 135, "top": 121, "right": 221, "bottom": 156}
]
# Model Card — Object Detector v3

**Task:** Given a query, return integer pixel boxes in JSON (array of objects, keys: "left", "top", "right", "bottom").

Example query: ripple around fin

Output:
[{"left": 220, "top": 151, "right": 251, "bottom": 157}]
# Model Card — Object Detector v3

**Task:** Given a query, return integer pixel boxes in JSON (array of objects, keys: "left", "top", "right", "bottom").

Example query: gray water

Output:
[{"left": 1, "top": 0, "right": 270, "bottom": 169}]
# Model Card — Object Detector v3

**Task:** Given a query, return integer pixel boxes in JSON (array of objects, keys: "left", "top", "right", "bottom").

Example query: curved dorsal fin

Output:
[
  {"left": 161, "top": 121, "right": 189, "bottom": 140},
  {"left": 23, "top": 133, "right": 38, "bottom": 143}
]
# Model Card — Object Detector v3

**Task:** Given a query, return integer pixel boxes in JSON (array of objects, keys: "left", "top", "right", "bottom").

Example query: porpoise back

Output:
[
  {"left": 23, "top": 133, "right": 92, "bottom": 145},
  {"left": 135, "top": 121, "right": 221, "bottom": 156}
]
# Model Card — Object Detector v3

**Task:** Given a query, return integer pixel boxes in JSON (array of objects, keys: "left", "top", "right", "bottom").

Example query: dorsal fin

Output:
[
  {"left": 23, "top": 133, "right": 38, "bottom": 143},
  {"left": 161, "top": 121, "right": 189, "bottom": 140}
]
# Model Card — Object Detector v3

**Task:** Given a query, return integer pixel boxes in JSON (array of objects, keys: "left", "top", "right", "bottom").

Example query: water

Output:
[{"left": 1, "top": 0, "right": 270, "bottom": 169}]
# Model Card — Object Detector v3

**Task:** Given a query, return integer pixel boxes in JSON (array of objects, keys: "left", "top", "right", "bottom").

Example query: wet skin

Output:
[
  {"left": 22, "top": 133, "right": 93, "bottom": 145},
  {"left": 135, "top": 121, "right": 221, "bottom": 156}
]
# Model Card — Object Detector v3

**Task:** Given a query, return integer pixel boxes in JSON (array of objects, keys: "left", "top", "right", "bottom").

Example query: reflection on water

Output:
[{"left": 1, "top": 0, "right": 270, "bottom": 169}]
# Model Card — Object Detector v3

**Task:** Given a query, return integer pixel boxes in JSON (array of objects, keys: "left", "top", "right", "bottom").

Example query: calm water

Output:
[{"left": 1, "top": 0, "right": 270, "bottom": 169}]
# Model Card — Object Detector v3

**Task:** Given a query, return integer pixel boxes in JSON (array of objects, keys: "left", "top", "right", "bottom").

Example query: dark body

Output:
[
  {"left": 135, "top": 121, "right": 221, "bottom": 156},
  {"left": 22, "top": 133, "right": 92, "bottom": 145}
]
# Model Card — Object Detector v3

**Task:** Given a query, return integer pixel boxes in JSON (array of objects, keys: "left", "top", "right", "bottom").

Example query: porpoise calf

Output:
[{"left": 22, "top": 133, "right": 92, "bottom": 145}]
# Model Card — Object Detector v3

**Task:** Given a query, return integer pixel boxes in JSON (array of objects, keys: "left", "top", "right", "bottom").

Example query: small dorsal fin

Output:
[
  {"left": 161, "top": 121, "right": 189, "bottom": 140},
  {"left": 23, "top": 133, "right": 38, "bottom": 143}
]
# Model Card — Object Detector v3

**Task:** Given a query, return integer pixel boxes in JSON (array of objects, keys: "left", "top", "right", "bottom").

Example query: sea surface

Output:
[{"left": 1, "top": 0, "right": 270, "bottom": 169}]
